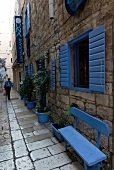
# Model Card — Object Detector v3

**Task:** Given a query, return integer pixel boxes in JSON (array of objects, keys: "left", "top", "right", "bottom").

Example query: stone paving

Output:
[{"left": 0, "top": 89, "right": 83, "bottom": 170}]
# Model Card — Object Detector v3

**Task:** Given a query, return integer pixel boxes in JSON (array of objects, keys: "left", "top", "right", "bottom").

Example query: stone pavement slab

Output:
[
  {"left": 30, "top": 148, "right": 51, "bottom": 161},
  {"left": 0, "top": 159, "right": 15, "bottom": 170},
  {"left": 25, "top": 132, "right": 54, "bottom": 144},
  {"left": 16, "top": 156, "right": 34, "bottom": 170},
  {"left": 34, "top": 153, "right": 71, "bottom": 170},
  {"left": 48, "top": 143, "right": 66, "bottom": 155},
  {"left": 27, "top": 138, "right": 54, "bottom": 151},
  {"left": 0, "top": 90, "right": 83, "bottom": 170},
  {"left": 13, "top": 139, "right": 28, "bottom": 158}
]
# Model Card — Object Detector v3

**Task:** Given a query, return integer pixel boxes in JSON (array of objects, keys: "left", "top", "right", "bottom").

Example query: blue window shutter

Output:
[
  {"left": 27, "top": 2, "right": 31, "bottom": 34},
  {"left": 28, "top": 64, "right": 31, "bottom": 76},
  {"left": 51, "top": 59, "right": 56, "bottom": 90},
  {"left": 89, "top": 25, "right": 105, "bottom": 93},
  {"left": 24, "top": 14, "right": 27, "bottom": 37},
  {"left": 30, "top": 63, "right": 32, "bottom": 76},
  {"left": 30, "top": 63, "right": 34, "bottom": 77},
  {"left": 59, "top": 44, "right": 69, "bottom": 88}
]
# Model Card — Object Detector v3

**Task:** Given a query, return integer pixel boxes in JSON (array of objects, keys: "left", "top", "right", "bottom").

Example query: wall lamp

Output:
[{"left": 49, "top": 0, "right": 54, "bottom": 19}]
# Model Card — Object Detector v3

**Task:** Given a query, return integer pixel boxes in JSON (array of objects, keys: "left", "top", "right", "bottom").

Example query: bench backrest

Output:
[{"left": 70, "top": 107, "right": 110, "bottom": 137}]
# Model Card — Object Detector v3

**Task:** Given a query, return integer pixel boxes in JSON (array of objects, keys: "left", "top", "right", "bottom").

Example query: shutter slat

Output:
[
  {"left": 24, "top": 14, "right": 27, "bottom": 37},
  {"left": 90, "top": 65, "right": 105, "bottom": 72},
  {"left": 90, "top": 78, "right": 104, "bottom": 85},
  {"left": 60, "top": 74, "right": 68, "bottom": 78},
  {"left": 60, "top": 61, "right": 68, "bottom": 66},
  {"left": 27, "top": 2, "right": 31, "bottom": 34},
  {"left": 89, "top": 45, "right": 105, "bottom": 55},
  {"left": 89, "top": 25, "right": 105, "bottom": 38},
  {"left": 90, "top": 85, "right": 104, "bottom": 92},
  {"left": 89, "top": 39, "right": 104, "bottom": 49},
  {"left": 89, "top": 25, "right": 105, "bottom": 93},
  {"left": 60, "top": 70, "right": 68, "bottom": 74},
  {"left": 90, "top": 72, "right": 105, "bottom": 78},
  {"left": 51, "top": 59, "right": 56, "bottom": 90},
  {"left": 89, "top": 52, "right": 105, "bottom": 61},
  {"left": 59, "top": 45, "right": 69, "bottom": 88},
  {"left": 89, "top": 33, "right": 105, "bottom": 43}
]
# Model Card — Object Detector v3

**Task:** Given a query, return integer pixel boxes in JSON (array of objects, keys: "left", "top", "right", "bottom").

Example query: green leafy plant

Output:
[
  {"left": 33, "top": 67, "right": 50, "bottom": 113},
  {"left": 58, "top": 103, "right": 78, "bottom": 128},
  {"left": 20, "top": 75, "right": 34, "bottom": 102}
]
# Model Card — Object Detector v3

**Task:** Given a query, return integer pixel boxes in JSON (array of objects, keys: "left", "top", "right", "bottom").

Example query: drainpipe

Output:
[
  {"left": 16, "top": 0, "right": 21, "bottom": 15},
  {"left": 49, "top": 0, "right": 54, "bottom": 19},
  {"left": 112, "top": 17, "right": 114, "bottom": 170}
]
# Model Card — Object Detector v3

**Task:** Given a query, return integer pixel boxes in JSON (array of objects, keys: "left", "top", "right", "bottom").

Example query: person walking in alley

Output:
[{"left": 4, "top": 78, "right": 13, "bottom": 100}]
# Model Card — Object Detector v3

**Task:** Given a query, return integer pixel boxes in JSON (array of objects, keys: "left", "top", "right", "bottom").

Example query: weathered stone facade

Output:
[{"left": 12, "top": 0, "right": 114, "bottom": 169}]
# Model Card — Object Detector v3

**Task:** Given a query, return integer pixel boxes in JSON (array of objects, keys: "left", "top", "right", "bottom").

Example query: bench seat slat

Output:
[{"left": 59, "top": 126, "right": 106, "bottom": 166}]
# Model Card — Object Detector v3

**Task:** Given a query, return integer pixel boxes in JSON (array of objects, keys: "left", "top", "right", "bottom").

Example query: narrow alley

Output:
[{"left": 0, "top": 89, "right": 83, "bottom": 170}]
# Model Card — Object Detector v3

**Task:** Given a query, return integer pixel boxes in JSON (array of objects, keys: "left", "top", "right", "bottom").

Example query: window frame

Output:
[{"left": 68, "top": 29, "right": 92, "bottom": 92}]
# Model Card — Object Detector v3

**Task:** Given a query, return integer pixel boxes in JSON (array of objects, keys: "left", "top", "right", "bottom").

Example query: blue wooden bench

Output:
[{"left": 58, "top": 107, "right": 110, "bottom": 170}]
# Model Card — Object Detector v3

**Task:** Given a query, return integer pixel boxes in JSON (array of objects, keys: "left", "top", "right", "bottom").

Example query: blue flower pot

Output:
[
  {"left": 51, "top": 122, "right": 64, "bottom": 142},
  {"left": 23, "top": 98, "right": 28, "bottom": 105},
  {"left": 20, "top": 95, "right": 23, "bottom": 100},
  {"left": 27, "top": 101, "right": 35, "bottom": 109},
  {"left": 36, "top": 112, "right": 49, "bottom": 124}
]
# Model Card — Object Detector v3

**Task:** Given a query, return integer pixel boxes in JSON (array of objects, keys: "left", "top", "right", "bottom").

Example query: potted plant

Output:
[
  {"left": 18, "top": 82, "right": 24, "bottom": 100},
  {"left": 21, "top": 75, "right": 35, "bottom": 109},
  {"left": 33, "top": 67, "right": 50, "bottom": 123},
  {"left": 51, "top": 103, "right": 78, "bottom": 142}
]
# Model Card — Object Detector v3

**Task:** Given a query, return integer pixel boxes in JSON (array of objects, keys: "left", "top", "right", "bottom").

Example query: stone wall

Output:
[{"left": 22, "top": 0, "right": 114, "bottom": 169}]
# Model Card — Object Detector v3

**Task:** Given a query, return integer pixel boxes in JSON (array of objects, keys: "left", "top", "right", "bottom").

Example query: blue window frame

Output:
[
  {"left": 59, "top": 25, "right": 106, "bottom": 93},
  {"left": 68, "top": 30, "right": 91, "bottom": 90}
]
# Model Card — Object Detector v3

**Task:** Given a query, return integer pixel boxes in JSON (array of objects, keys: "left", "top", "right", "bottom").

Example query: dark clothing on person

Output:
[
  {"left": 4, "top": 79, "right": 13, "bottom": 100},
  {"left": 5, "top": 87, "right": 11, "bottom": 100}
]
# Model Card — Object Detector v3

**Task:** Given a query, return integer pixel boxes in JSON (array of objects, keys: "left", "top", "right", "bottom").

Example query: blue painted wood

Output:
[
  {"left": 89, "top": 39, "right": 105, "bottom": 49},
  {"left": 68, "top": 29, "right": 92, "bottom": 45},
  {"left": 27, "top": 2, "right": 31, "bottom": 34},
  {"left": 59, "top": 126, "right": 106, "bottom": 166},
  {"left": 51, "top": 123, "right": 64, "bottom": 142},
  {"left": 89, "top": 72, "right": 105, "bottom": 78},
  {"left": 59, "top": 45, "right": 70, "bottom": 88},
  {"left": 24, "top": 14, "right": 27, "bottom": 37},
  {"left": 30, "top": 63, "right": 33, "bottom": 77},
  {"left": 67, "top": 0, "right": 72, "bottom": 4},
  {"left": 27, "top": 64, "right": 30, "bottom": 76},
  {"left": 89, "top": 45, "right": 105, "bottom": 55},
  {"left": 58, "top": 107, "right": 110, "bottom": 169},
  {"left": 90, "top": 65, "right": 105, "bottom": 72},
  {"left": 89, "top": 78, "right": 104, "bottom": 85},
  {"left": 89, "top": 25, "right": 105, "bottom": 38},
  {"left": 89, "top": 33, "right": 105, "bottom": 44},
  {"left": 89, "top": 25, "right": 105, "bottom": 93},
  {"left": 70, "top": 107, "right": 110, "bottom": 137},
  {"left": 89, "top": 52, "right": 105, "bottom": 61},
  {"left": 51, "top": 59, "right": 56, "bottom": 90}
]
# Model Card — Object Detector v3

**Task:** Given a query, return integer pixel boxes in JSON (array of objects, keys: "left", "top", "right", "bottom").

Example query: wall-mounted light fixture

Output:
[{"left": 49, "top": 0, "right": 54, "bottom": 19}]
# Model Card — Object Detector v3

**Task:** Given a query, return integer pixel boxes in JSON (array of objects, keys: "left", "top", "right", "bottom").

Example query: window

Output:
[
  {"left": 24, "top": 2, "right": 31, "bottom": 37},
  {"left": 26, "top": 33, "right": 30, "bottom": 57},
  {"left": 70, "top": 38, "right": 89, "bottom": 88},
  {"left": 59, "top": 25, "right": 106, "bottom": 93}
]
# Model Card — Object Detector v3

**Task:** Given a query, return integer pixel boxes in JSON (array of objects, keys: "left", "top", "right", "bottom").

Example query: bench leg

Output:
[
  {"left": 84, "top": 162, "right": 88, "bottom": 170},
  {"left": 64, "top": 141, "right": 67, "bottom": 151},
  {"left": 86, "top": 162, "right": 103, "bottom": 170}
]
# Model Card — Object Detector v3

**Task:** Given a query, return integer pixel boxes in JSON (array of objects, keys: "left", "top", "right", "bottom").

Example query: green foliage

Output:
[
  {"left": 58, "top": 103, "right": 78, "bottom": 128},
  {"left": 33, "top": 68, "right": 50, "bottom": 112},
  {"left": 19, "top": 75, "right": 34, "bottom": 102},
  {"left": 34, "top": 49, "right": 49, "bottom": 63}
]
